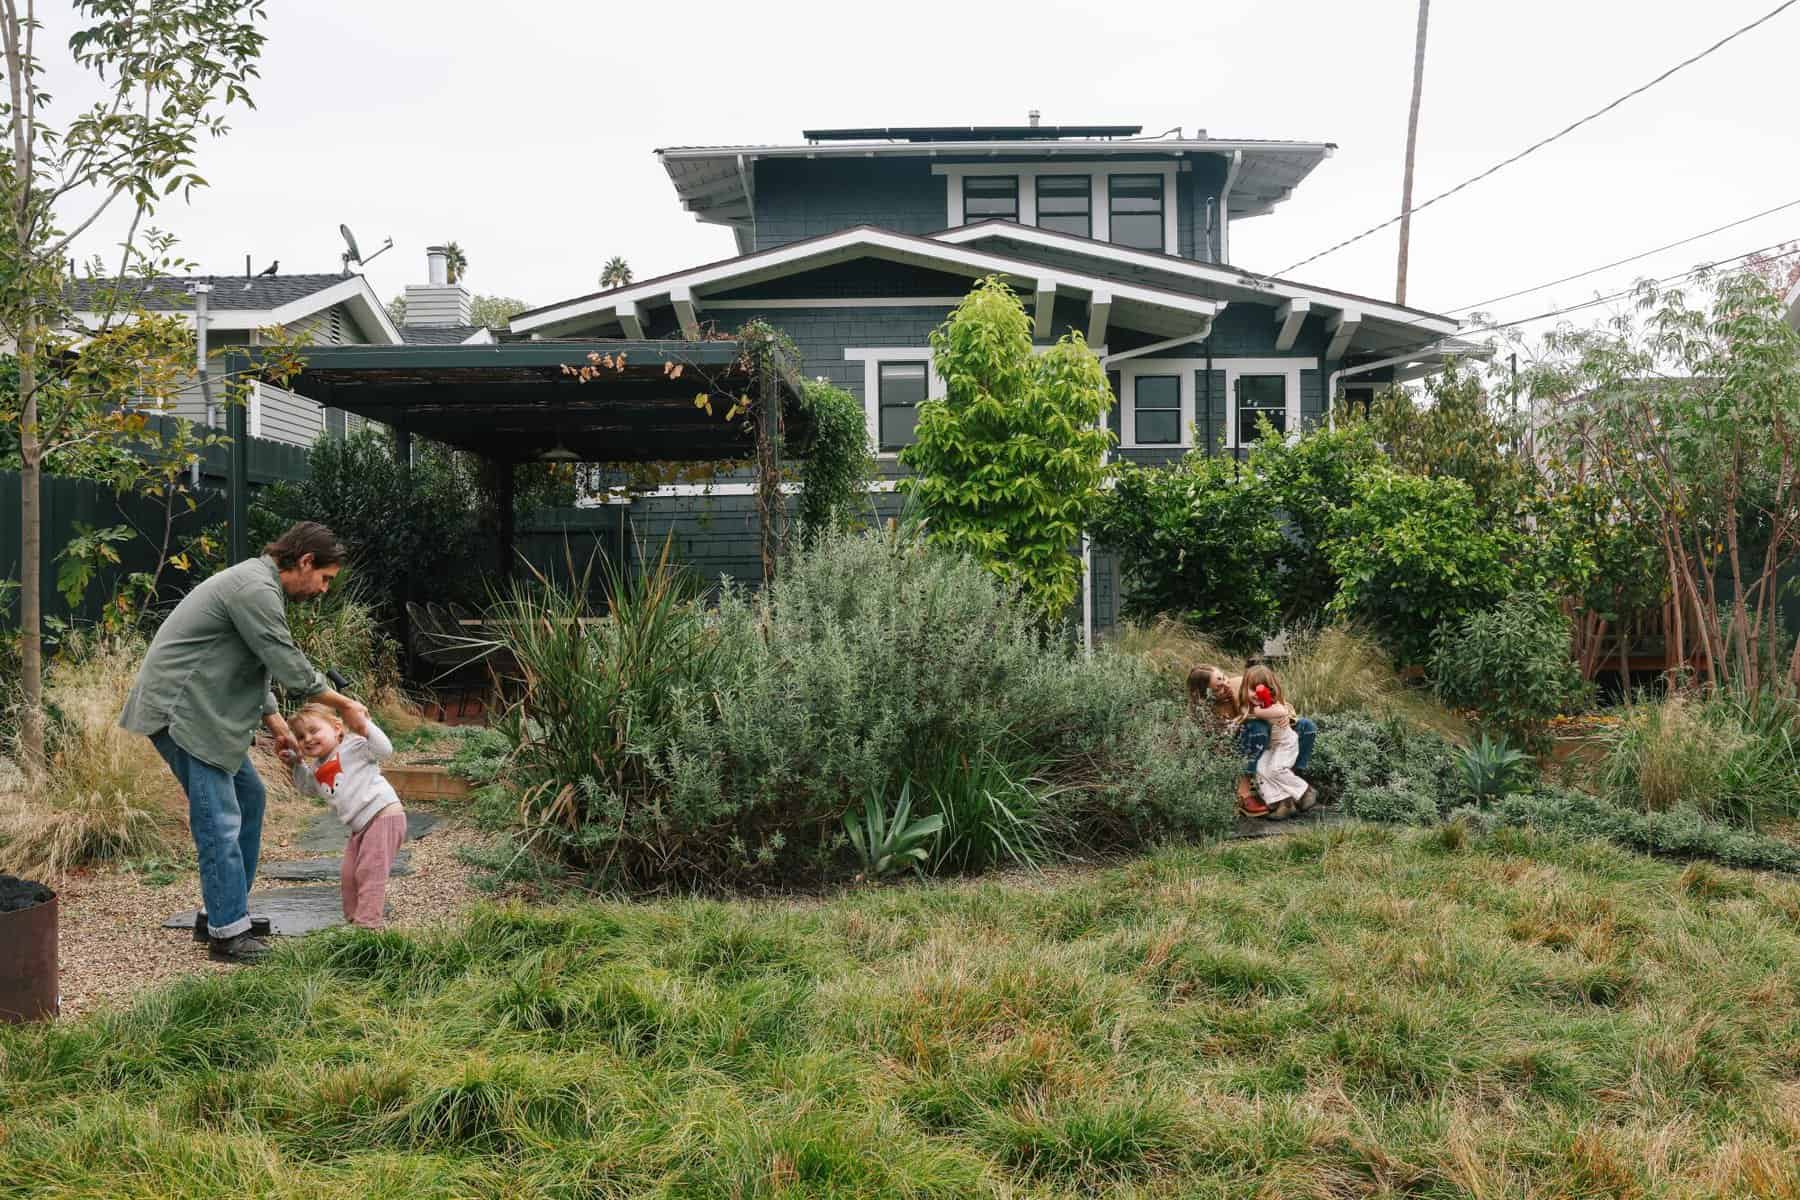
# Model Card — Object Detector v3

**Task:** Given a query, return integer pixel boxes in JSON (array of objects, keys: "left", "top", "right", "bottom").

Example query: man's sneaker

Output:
[
  {"left": 193, "top": 913, "right": 272, "bottom": 942},
  {"left": 208, "top": 932, "right": 272, "bottom": 964}
]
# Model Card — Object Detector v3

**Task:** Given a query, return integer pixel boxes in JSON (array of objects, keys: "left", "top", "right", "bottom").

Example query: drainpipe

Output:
[
  {"left": 1325, "top": 340, "right": 1451, "bottom": 411},
  {"left": 1217, "top": 150, "right": 1242, "bottom": 264}
]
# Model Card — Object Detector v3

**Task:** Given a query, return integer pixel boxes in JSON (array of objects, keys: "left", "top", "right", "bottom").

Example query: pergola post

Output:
[
  {"left": 756, "top": 345, "right": 783, "bottom": 586},
  {"left": 394, "top": 416, "right": 415, "bottom": 676},
  {"left": 496, "top": 459, "right": 516, "bottom": 583}
]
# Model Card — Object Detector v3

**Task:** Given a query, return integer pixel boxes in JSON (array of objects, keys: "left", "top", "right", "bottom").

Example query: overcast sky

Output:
[{"left": 46, "top": 0, "right": 1800, "bottom": 342}]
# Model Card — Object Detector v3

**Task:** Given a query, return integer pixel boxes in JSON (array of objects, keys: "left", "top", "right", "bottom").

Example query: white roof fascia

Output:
[
  {"left": 66, "top": 275, "right": 405, "bottom": 345},
  {"left": 932, "top": 222, "right": 1459, "bottom": 335},
  {"left": 658, "top": 139, "right": 1331, "bottom": 162},
  {"left": 509, "top": 227, "right": 1221, "bottom": 336}
]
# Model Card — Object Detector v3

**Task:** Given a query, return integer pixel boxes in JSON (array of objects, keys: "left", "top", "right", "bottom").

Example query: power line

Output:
[
  {"left": 1444, "top": 197, "right": 1800, "bottom": 313},
  {"left": 1371, "top": 237, "right": 1800, "bottom": 366},
  {"left": 1464, "top": 237, "right": 1800, "bottom": 337},
  {"left": 1278, "top": 0, "right": 1800, "bottom": 275}
]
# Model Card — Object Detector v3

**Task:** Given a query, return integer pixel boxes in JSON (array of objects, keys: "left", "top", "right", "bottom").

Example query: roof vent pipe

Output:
[{"left": 1028, "top": 109, "right": 1039, "bottom": 127}]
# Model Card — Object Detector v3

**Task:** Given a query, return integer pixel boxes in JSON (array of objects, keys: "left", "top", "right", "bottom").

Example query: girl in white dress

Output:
[{"left": 1240, "top": 665, "right": 1316, "bottom": 820}]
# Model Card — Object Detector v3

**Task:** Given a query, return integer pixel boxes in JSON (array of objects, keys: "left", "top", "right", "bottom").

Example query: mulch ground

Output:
[{"left": 51, "top": 793, "right": 499, "bottom": 1020}]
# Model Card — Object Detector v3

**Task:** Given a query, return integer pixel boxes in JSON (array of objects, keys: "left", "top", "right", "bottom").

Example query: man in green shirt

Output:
[{"left": 121, "top": 522, "right": 369, "bottom": 963}]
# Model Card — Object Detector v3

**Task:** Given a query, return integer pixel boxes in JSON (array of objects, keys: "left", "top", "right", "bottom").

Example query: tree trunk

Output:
[{"left": 17, "top": 323, "right": 44, "bottom": 772}]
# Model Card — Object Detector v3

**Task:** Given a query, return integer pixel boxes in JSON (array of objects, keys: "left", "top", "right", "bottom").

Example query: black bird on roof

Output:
[{"left": 256, "top": 259, "right": 279, "bottom": 277}]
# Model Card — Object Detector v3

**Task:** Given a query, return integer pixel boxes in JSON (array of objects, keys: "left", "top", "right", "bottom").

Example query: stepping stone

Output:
[
  {"left": 162, "top": 885, "right": 389, "bottom": 936},
  {"left": 292, "top": 809, "right": 441, "bottom": 855},
  {"left": 258, "top": 852, "right": 412, "bottom": 882}
]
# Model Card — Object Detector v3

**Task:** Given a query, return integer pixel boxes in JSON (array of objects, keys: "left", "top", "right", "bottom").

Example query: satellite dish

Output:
[{"left": 339, "top": 223, "right": 394, "bottom": 274}]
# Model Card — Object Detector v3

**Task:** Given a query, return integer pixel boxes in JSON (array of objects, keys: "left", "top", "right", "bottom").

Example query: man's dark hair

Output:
[{"left": 264, "top": 521, "right": 346, "bottom": 570}]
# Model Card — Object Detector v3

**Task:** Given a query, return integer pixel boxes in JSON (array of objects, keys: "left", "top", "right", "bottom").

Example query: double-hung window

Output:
[
  {"left": 1235, "top": 375, "right": 1287, "bottom": 444},
  {"left": 878, "top": 361, "right": 929, "bottom": 451},
  {"left": 1133, "top": 375, "right": 1180, "bottom": 445},
  {"left": 1108, "top": 173, "right": 1165, "bottom": 250},
  {"left": 963, "top": 175, "right": 1019, "bottom": 222},
  {"left": 1035, "top": 174, "right": 1091, "bottom": 238}
]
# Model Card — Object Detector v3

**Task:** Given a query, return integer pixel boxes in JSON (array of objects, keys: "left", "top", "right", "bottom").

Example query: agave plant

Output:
[
  {"left": 844, "top": 781, "right": 943, "bottom": 880},
  {"left": 1459, "top": 733, "right": 1529, "bottom": 805}
]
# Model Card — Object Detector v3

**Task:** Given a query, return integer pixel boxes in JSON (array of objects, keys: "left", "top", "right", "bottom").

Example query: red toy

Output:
[{"left": 1253, "top": 684, "right": 1274, "bottom": 708}]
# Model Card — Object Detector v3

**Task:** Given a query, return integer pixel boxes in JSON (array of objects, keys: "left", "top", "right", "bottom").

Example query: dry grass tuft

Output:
[
  {"left": 0, "top": 637, "right": 180, "bottom": 879},
  {"left": 1113, "top": 619, "right": 1466, "bottom": 738}
]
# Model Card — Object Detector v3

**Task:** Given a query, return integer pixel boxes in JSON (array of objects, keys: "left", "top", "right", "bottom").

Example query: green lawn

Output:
[{"left": 4, "top": 823, "right": 1799, "bottom": 1198}]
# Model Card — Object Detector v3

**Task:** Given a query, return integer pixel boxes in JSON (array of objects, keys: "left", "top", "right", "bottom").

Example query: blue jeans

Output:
[
  {"left": 151, "top": 731, "right": 266, "bottom": 939},
  {"left": 1238, "top": 716, "right": 1316, "bottom": 777}
]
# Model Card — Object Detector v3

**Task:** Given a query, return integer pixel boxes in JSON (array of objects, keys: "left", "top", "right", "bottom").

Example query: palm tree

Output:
[
  {"left": 444, "top": 241, "right": 468, "bottom": 286},
  {"left": 600, "top": 256, "right": 632, "bottom": 289}
]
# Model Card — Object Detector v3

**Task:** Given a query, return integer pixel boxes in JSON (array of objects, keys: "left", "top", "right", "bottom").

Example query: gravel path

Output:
[{"left": 52, "top": 802, "right": 498, "bottom": 1020}]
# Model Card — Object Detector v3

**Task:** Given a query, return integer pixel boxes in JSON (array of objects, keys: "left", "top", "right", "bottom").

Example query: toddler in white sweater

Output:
[{"left": 284, "top": 703, "right": 405, "bottom": 929}]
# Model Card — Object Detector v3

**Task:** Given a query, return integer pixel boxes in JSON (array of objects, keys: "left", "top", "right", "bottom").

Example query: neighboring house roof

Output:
[
  {"left": 658, "top": 134, "right": 1333, "bottom": 235},
  {"left": 508, "top": 224, "right": 1223, "bottom": 341},
  {"left": 399, "top": 323, "right": 495, "bottom": 345},
  {"left": 66, "top": 272, "right": 404, "bottom": 344}
]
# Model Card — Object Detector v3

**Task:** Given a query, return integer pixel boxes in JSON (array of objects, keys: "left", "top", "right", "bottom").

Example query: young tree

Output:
[
  {"left": 898, "top": 276, "right": 1113, "bottom": 626},
  {"left": 442, "top": 240, "right": 467, "bottom": 285},
  {"left": 1533, "top": 270, "right": 1800, "bottom": 693},
  {"left": 2, "top": 0, "right": 268, "bottom": 768}
]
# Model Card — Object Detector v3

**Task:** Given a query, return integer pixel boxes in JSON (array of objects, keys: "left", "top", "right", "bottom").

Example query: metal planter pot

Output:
[{"left": 0, "top": 879, "right": 59, "bottom": 1023}]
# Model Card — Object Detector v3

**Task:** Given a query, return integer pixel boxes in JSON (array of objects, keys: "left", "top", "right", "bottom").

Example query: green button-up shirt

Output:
[{"left": 120, "top": 555, "right": 326, "bottom": 771}]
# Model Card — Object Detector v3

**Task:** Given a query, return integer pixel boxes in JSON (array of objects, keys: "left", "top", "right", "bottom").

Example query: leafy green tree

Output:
[
  {"left": 385, "top": 292, "right": 527, "bottom": 330},
  {"left": 1247, "top": 420, "right": 1385, "bottom": 626},
  {"left": 1430, "top": 595, "right": 1588, "bottom": 748},
  {"left": 793, "top": 379, "right": 873, "bottom": 544},
  {"left": 2, "top": 0, "right": 269, "bottom": 765},
  {"left": 1326, "top": 469, "right": 1531, "bottom": 666},
  {"left": 1090, "top": 454, "right": 1286, "bottom": 653},
  {"left": 1531, "top": 270, "right": 1800, "bottom": 692},
  {"left": 1349, "top": 364, "right": 1530, "bottom": 513},
  {"left": 443, "top": 241, "right": 467, "bottom": 285},
  {"left": 898, "top": 276, "right": 1113, "bottom": 626}
]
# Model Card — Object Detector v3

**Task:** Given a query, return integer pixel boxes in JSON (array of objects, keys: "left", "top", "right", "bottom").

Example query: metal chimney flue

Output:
[{"left": 1028, "top": 109, "right": 1040, "bottom": 127}]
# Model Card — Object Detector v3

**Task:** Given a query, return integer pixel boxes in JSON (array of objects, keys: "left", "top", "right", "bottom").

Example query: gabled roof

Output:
[
  {"left": 933, "top": 221, "right": 1461, "bottom": 350},
  {"left": 658, "top": 134, "right": 1333, "bottom": 236},
  {"left": 66, "top": 272, "right": 404, "bottom": 344},
  {"left": 509, "top": 225, "right": 1222, "bottom": 341}
]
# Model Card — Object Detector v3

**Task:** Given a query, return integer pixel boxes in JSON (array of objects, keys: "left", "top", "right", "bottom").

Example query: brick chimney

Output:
[{"left": 403, "top": 244, "right": 471, "bottom": 327}]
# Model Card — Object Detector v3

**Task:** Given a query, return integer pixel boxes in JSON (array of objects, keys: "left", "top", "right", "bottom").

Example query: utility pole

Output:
[{"left": 1395, "top": 0, "right": 1430, "bottom": 306}]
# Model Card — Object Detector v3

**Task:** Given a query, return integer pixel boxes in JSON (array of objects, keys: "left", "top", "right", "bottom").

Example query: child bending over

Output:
[
  {"left": 1239, "top": 665, "right": 1317, "bottom": 821},
  {"left": 283, "top": 703, "right": 405, "bottom": 929}
]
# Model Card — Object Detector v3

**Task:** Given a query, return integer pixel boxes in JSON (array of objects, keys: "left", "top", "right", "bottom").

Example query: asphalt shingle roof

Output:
[
  {"left": 399, "top": 324, "right": 487, "bottom": 344},
  {"left": 65, "top": 273, "right": 350, "bottom": 313}
]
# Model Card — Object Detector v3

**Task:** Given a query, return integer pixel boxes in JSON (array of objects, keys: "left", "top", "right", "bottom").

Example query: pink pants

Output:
[{"left": 341, "top": 805, "right": 406, "bottom": 929}]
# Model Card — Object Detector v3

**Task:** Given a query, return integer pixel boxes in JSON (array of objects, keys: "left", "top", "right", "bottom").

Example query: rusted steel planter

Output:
[{"left": 0, "top": 876, "right": 58, "bottom": 1023}]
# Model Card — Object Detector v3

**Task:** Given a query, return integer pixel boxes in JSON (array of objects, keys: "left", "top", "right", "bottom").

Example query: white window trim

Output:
[
  {"left": 1116, "top": 357, "right": 1304, "bottom": 450},
  {"left": 938, "top": 161, "right": 1179, "bottom": 254},
  {"left": 845, "top": 347, "right": 945, "bottom": 459}
]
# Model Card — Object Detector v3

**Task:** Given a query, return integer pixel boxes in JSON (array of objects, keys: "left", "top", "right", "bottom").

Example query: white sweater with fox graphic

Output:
[{"left": 290, "top": 721, "right": 401, "bottom": 833}]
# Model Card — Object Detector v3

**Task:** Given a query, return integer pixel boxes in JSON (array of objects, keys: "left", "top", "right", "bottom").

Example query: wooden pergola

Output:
[{"left": 222, "top": 338, "right": 808, "bottom": 576}]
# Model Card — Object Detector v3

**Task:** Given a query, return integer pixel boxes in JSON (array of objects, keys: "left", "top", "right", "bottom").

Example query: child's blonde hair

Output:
[
  {"left": 289, "top": 702, "right": 344, "bottom": 735},
  {"left": 1239, "top": 664, "right": 1286, "bottom": 711}
]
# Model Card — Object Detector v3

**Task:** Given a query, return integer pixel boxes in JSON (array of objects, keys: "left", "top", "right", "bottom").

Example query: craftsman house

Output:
[
  {"left": 513, "top": 124, "right": 1468, "bottom": 458},
  {"left": 505, "top": 121, "right": 1472, "bottom": 633}
]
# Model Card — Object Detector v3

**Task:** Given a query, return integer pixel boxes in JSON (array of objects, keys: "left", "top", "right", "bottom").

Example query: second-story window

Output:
[
  {"left": 1134, "top": 375, "right": 1180, "bottom": 445},
  {"left": 1109, "top": 173, "right": 1165, "bottom": 251},
  {"left": 963, "top": 175, "right": 1019, "bottom": 222},
  {"left": 879, "top": 361, "right": 929, "bottom": 451},
  {"left": 1036, "top": 175, "right": 1091, "bottom": 238}
]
